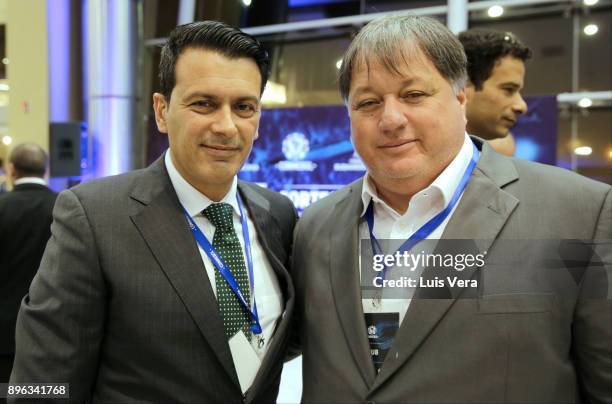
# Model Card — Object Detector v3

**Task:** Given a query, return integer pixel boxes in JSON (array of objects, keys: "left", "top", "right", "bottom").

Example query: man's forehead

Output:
[
  {"left": 490, "top": 56, "right": 525, "bottom": 79},
  {"left": 350, "top": 47, "right": 438, "bottom": 88},
  {"left": 352, "top": 44, "right": 431, "bottom": 73}
]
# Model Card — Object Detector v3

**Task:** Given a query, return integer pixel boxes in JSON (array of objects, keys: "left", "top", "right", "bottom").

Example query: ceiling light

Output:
[
  {"left": 583, "top": 24, "right": 598, "bottom": 36},
  {"left": 336, "top": 59, "right": 342, "bottom": 70},
  {"left": 1, "top": 135, "right": 11, "bottom": 145},
  {"left": 578, "top": 98, "right": 593, "bottom": 108},
  {"left": 574, "top": 146, "right": 592, "bottom": 156},
  {"left": 242, "top": 0, "right": 252, "bottom": 6},
  {"left": 1, "top": 58, "right": 8, "bottom": 65},
  {"left": 487, "top": 5, "right": 504, "bottom": 18},
  {"left": 583, "top": 0, "right": 599, "bottom": 5}
]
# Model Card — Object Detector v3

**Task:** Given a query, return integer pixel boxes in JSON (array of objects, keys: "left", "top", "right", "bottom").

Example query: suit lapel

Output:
[
  {"left": 129, "top": 157, "right": 240, "bottom": 389},
  {"left": 330, "top": 180, "right": 378, "bottom": 387},
  {"left": 237, "top": 182, "right": 285, "bottom": 272},
  {"left": 235, "top": 182, "right": 295, "bottom": 399},
  {"left": 371, "top": 141, "right": 520, "bottom": 392}
]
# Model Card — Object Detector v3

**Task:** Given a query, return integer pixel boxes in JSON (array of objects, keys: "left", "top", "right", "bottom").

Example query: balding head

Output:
[{"left": 9, "top": 143, "right": 48, "bottom": 179}]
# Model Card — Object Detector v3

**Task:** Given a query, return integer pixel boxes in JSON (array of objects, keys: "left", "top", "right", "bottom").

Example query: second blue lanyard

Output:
[{"left": 365, "top": 141, "right": 480, "bottom": 280}]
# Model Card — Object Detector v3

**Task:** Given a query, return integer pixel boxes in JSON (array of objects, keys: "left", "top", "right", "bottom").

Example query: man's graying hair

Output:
[{"left": 338, "top": 15, "right": 468, "bottom": 101}]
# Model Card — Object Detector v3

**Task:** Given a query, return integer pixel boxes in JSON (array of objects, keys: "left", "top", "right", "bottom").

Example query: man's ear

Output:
[
  {"left": 152, "top": 93, "right": 169, "bottom": 134},
  {"left": 456, "top": 86, "right": 467, "bottom": 107},
  {"left": 465, "top": 80, "right": 476, "bottom": 103},
  {"left": 7, "top": 163, "right": 16, "bottom": 182},
  {"left": 455, "top": 86, "right": 468, "bottom": 126}
]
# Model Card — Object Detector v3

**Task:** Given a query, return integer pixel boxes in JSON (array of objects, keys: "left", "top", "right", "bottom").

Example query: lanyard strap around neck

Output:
[
  {"left": 183, "top": 194, "right": 262, "bottom": 335},
  {"left": 365, "top": 141, "right": 480, "bottom": 280}
]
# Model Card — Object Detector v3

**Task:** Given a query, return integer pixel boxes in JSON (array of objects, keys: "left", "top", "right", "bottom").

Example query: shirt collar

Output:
[
  {"left": 14, "top": 177, "right": 47, "bottom": 186},
  {"left": 164, "top": 149, "right": 240, "bottom": 218},
  {"left": 360, "top": 133, "right": 474, "bottom": 217}
]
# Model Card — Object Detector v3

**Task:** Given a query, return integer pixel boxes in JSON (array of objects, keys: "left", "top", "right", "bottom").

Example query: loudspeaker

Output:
[{"left": 49, "top": 122, "right": 82, "bottom": 177}]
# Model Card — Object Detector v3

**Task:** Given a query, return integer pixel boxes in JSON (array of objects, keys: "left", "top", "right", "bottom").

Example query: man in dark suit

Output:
[
  {"left": 10, "top": 21, "right": 297, "bottom": 403},
  {"left": 293, "top": 15, "right": 611, "bottom": 402},
  {"left": 0, "top": 143, "right": 57, "bottom": 384}
]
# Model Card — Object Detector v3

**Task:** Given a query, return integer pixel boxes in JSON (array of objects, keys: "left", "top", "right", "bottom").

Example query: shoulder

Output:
[
  {"left": 238, "top": 180, "right": 298, "bottom": 227},
  {"left": 507, "top": 157, "right": 610, "bottom": 204},
  {"left": 239, "top": 181, "right": 294, "bottom": 210},
  {"left": 482, "top": 152, "right": 611, "bottom": 232},
  {"left": 299, "top": 178, "right": 361, "bottom": 227},
  {"left": 67, "top": 167, "right": 150, "bottom": 203}
]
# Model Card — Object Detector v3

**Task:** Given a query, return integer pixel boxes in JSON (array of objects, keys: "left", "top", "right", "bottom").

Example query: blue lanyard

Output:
[
  {"left": 183, "top": 195, "right": 262, "bottom": 335},
  {"left": 365, "top": 142, "right": 480, "bottom": 280}
]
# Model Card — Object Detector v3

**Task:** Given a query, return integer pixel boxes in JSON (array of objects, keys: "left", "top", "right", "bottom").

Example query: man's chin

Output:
[{"left": 371, "top": 166, "right": 423, "bottom": 182}]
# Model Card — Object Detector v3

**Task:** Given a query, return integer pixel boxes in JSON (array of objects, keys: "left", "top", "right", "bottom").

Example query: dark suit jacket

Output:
[
  {"left": 0, "top": 183, "right": 57, "bottom": 356},
  {"left": 293, "top": 138, "right": 612, "bottom": 403},
  {"left": 9, "top": 156, "right": 298, "bottom": 403}
]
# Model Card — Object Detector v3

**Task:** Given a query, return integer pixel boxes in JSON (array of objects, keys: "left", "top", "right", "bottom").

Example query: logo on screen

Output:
[{"left": 282, "top": 132, "right": 310, "bottom": 161}]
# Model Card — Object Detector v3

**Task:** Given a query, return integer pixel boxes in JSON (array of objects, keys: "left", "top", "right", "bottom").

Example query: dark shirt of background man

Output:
[{"left": 0, "top": 143, "right": 57, "bottom": 384}]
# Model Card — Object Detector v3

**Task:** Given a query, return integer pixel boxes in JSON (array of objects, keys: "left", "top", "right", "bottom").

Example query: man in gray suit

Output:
[
  {"left": 10, "top": 21, "right": 297, "bottom": 403},
  {"left": 293, "top": 15, "right": 611, "bottom": 403}
]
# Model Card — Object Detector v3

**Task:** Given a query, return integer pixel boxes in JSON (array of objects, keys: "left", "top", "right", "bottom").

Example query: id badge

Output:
[
  {"left": 364, "top": 312, "right": 399, "bottom": 373},
  {"left": 229, "top": 330, "right": 262, "bottom": 393}
]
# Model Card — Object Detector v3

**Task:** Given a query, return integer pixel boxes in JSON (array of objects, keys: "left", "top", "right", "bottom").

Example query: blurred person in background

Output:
[
  {"left": 0, "top": 143, "right": 57, "bottom": 385},
  {"left": 0, "top": 157, "right": 7, "bottom": 193},
  {"left": 489, "top": 132, "right": 516, "bottom": 157},
  {"left": 459, "top": 29, "right": 531, "bottom": 156}
]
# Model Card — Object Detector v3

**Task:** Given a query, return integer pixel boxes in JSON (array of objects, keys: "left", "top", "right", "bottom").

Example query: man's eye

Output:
[
  {"left": 237, "top": 103, "right": 255, "bottom": 111},
  {"left": 402, "top": 92, "right": 425, "bottom": 100},
  {"left": 191, "top": 100, "right": 213, "bottom": 108},
  {"left": 235, "top": 103, "right": 257, "bottom": 117},
  {"left": 355, "top": 100, "right": 378, "bottom": 110}
]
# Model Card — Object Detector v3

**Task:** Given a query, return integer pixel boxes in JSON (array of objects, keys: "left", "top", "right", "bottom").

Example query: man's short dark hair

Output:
[
  {"left": 158, "top": 20, "right": 270, "bottom": 100},
  {"left": 458, "top": 29, "right": 532, "bottom": 90},
  {"left": 9, "top": 143, "right": 48, "bottom": 178}
]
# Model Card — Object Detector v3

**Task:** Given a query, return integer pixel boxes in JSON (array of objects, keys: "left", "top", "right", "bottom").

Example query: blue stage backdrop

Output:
[
  {"left": 511, "top": 95, "right": 557, "bottom": 165},
  {"left": 237, "top": 96, "right": 557, "bottom": 213}
]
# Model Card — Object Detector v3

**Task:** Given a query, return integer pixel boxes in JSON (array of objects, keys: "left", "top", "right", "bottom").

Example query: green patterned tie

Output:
[{"left": 202, "top": 203, "right": 252, "bottom": 341}]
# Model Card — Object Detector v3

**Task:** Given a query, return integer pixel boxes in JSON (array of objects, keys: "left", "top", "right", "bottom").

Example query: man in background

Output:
[
  {"left": 459, "top": 29, "right": 531, "bottom": 155},
  {"left": 10, "top": 21, "right": 297, "bottom": 403},
  {"left": 0, "top": 143, "right": 57, "bottom": 384}
]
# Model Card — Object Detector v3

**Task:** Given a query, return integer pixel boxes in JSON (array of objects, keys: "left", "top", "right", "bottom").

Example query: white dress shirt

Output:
[
  {"left": 165, "top": 151, "right": 283, "bottom": 367},
  {"left": 359, "top": 134, "right": 475, "bottom": 323},
  {"left": 14, "top": 177, "right": 47, "bottom": 186}
]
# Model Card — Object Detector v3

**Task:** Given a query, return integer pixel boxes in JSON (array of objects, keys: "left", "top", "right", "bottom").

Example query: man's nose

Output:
[
  {"left": 211, "top": 105, "right": 239, "bottom": 136},
  {"left": 512, "top": 93, "right": 528, "bottom": 115},
  {"left": 378, "top": 98, "right": 407, "bottom": 133}
]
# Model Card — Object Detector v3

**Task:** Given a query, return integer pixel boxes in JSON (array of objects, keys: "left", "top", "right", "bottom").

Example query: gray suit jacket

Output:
[
  {"left": 293, "top": 138, "right": 611, "bottom": 403},
  {"left": 9, "top": 156, "right": 298, "bottom": 403}
]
